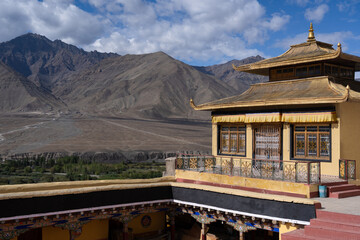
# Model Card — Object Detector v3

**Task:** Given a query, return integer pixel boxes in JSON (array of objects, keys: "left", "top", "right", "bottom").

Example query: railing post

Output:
[
  {"left": 197, "top": 156, "right": 199, "bottom": 171},
  {"left": 295, "top": 162, "right": 298, "bottom": 182},
  {"left": 220, "top": 157, "right": 223, "bottom": 174},
  {"left": 239, "top": 158, "right": 242, "bottom": 177},
  {"left": 251, "top": 159, "right": 254, "bottom": 178},
  {"left": 230, "top": 157, "right": 233, "bottom": 176},
  {"left": 354, "top": 160, "right": 357, "bottom": 180},
  {"left": 213, "top": 156, "right": 215, "bottom": 174},
  {"left": 318, "top": 162, "right": 321, "bottom": 184},
  {"left": 307, "top": 162, "right": 310, "bottom": 184},
  {"left": 345, "top": 160, "right": 348, "bottom": 180}
]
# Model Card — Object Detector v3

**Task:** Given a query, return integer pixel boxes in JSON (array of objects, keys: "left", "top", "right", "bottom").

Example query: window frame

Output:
[
  {"left": 218, "top": 124, "right": 246, "bottom": 156},
  {"left": 291, "top": 124, "right": 331, "bottom": 162},
  {"left": 324, "top": 63, "right": 354, "bottom": 79}
]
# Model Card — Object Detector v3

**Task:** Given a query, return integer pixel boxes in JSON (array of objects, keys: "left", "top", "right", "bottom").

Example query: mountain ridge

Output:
[
  {"left": 0, "top": 33, "right": 265, "bottom": 119},
  {"left": 0, "top": 61, "right": 66, "bottom": 113},
  {"left": 0, "top": 33, "right": 118, "bottom": 91}
]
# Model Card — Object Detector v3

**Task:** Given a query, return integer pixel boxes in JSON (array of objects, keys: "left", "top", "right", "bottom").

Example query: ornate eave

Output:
[
  {"left": 190, "top": 76, "right": 359, "bottom": 111},
  {"left": 233, "top": 24, "right": 360, "bottom": 75}
]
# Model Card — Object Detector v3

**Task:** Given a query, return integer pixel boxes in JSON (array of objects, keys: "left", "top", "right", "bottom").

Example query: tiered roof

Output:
[
  {"left": 233, "top": 23, "right": 360, "bottom": 76},
  {"left": 191, "top": 24, "right": 360, "bottom": 111}
]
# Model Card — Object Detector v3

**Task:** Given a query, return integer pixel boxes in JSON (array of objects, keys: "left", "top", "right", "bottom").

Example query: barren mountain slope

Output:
[
  {"left": 0, "top": 33, "right": 117, "bottom": 91},
  {"left": 195, "top": 56, "right": 268, "bottom": 92},
  {"left": 56, "top": 52, "right": 236, "bottom": 119},
  {"left": 0, "top": 62, "right": 65, "bottom": 113}
]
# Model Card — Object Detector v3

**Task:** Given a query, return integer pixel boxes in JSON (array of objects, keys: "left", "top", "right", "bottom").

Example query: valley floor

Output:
[{"left": 0, "top": 114, "right": 211, "bottom": 157}]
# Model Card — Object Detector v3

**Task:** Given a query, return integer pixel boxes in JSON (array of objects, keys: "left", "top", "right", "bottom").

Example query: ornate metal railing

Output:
[
  {"left": 176, "top": 154, "right": 321, "bottom": 184},
  {"left": 339, "top": 159, "right": 356, "bottom": 180}
]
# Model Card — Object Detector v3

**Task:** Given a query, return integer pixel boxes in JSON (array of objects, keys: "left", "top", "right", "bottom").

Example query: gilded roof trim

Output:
[
  {"left": 233, "top": 48, "right": 342, "bottom": 75},
  {"left": 190, "top": 77, "right": 351, "bottom": 111}
]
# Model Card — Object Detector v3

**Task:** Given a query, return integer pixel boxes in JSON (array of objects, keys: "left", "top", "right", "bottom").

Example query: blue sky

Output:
[{"left": 1, "top": 0, "right": 360, "bottom": 67}]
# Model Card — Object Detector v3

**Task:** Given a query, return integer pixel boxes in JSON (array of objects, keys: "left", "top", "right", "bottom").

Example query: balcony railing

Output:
[
  {"left": 339, "top": 159, "right": 356, "bottom": 180},
  {"left": 176, "top": 154, "right": 321, "bottom": 184}
]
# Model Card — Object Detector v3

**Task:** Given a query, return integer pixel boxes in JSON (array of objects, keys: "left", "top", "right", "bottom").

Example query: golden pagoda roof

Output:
[
  {"left": 234, "top": 24, "right": 360, "bottom": 75},
  {"left": 190, "top": 76, "right": 360, "bottom": 111}
]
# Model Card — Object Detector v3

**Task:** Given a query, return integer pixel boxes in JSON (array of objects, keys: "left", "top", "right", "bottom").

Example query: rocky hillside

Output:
[
  {"left": 55, "top": 52, "right": 235, "bottom": 118},
  {"left": 0, "top": 62, "right": 65, "bottom": 113},
  {"left": 0, "top": 33, "right": 266, "bottom": 119},
  {"left": 0, "top": 33, "right": 117, "bottom": 91},
  {"left": 195, "top": 56, "right": 267, "bottom": 92}
]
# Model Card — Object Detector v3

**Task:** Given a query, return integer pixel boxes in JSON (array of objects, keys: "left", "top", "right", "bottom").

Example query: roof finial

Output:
[
  {"left": 337, "top": 42, "right": 342, "bottom": 51},
  {"left": 307, "top": 23, "right": 316, "bottom": 42}
]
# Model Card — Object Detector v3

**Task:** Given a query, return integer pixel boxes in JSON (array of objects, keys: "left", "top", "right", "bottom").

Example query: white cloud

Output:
[
  {"left": 85, "top": 0, "right": 290, "bottom": 64},
  {"left": 337, "top": 0, "right": 360, "bottom": 15},
  {"left": 0, "top": 0, "right": 290, "bottom": 65},
  {"left": 0, "top": 0, "right": 105, "bottom": 45},
  {"left": 304, "top": 4, "right": 329, "bottom": 22}
]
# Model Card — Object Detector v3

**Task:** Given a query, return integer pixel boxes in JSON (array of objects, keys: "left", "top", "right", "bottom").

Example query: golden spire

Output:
[
  {"left": 307, "top": 23, "right": 316, "bottom": 42},
  {"left": 337, "top": 42, "right": 342, "bottom": 51}
]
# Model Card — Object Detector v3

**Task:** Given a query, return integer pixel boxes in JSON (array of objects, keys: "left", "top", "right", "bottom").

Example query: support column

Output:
[
  {"left": 69, "top": 228, "right": 83, "bottom": 240},
  {"left": 55, "top": 221, "right": 88, "bottom": 240},
  {"left": 123, "top": 222, "right": 129, "bottom": 240},
  {"left": 201, "top": 223, "right": 209, "bottom": 240},
  {"left": 190, "top": 213, "right": 214, "bottom": 240},
  {"left": 170, "top": 214, "right": 175, "bottom": 240},
  {"left": 239, "top": 231, "right": 244, "bottom": 240}
]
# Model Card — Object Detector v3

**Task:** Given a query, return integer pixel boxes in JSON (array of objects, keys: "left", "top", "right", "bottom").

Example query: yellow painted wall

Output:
[
  {"left": 42, "top": 219, "right": 108, "bottom": 240},
  {"left": 338, "top": 102, "right": 360, "bottom": 179},
  {"left": 128, "top": 212, "right": 165, "bottom": 235},
  {"left": 283, "top": 123, "right": 291, "bottom": 161},
  {"left": 77, "top": 219, "right": 108, "bottom": 240},
  {"left": 43, "top": 225, "right": 69, "bottom": 240},
  {"left": 176, "top": 170, "right": 315, "bottom": 198},
  {"left": 279, "top": 223, "right": 299, "bottom": 240},
  {"left": 246, "top": 124, "right": 252, "bottom": 158},
  {"left": 212, "top": 123, "right": 217, "bottom": 156}
]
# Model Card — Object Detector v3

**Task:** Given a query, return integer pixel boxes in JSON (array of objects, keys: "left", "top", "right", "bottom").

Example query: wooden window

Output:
[
  {"left": 270, "top": 67, "right": 295, "bottom": 81},
  {"left": 293, "top": 125, "right": 330, "bottom": 160},
  {"left": 220, "top": 125, "right": 246, "bottom": 155},
  {"left": 324, "top": 63, "right": 354, "bottom": 79},
  {"left": 295, "top": 64, "right": 321, "bottom": 78}
]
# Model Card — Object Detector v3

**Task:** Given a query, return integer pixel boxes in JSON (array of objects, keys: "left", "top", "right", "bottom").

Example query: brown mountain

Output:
[
  {"left": 55, "top": 52, "right": 236, "bottom": 119},
  {"left": 195, "top": 56, "right": 268, "bottom": 92},
  {"left": 0, "top": 33, "right": 266, "bottom": 119},
  {"left": 0, "top": 62, "right": 65, "bottom": 113},
  {"left": 0, "top": 33, "right": 117, "bottom": 91}
]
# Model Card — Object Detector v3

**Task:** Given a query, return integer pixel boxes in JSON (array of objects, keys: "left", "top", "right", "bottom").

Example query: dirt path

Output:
[{"left": 0, "top": 122, "right": 45, "bottom": 142}]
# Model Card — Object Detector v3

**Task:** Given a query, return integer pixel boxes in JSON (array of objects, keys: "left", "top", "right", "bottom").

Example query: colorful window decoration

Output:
[
  {"left": 220, "top": 125, "right": 246, "bottom": 155},
  {"left": 293, "top": 125, "right": 330, "bottom": 160},
  {"left": 141, "top": 215, "right": 152, "bottom": 228}
]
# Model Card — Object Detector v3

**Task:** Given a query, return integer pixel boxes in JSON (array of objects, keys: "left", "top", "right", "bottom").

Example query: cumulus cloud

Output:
[
  {"left": 85, "top": 0, "right": 290, "bottom": 64},
  {"left": 337, "top": 0, "right": 360, "bottom": 16},
  {"left": 0, "top": 0, "right": 105, "bottom": 45},
  {"left": 0, "top": 0, "right": 290, "bottom": 65},
  {"left": 304, "top": 4, "right": 329, "bottom": 22}
]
